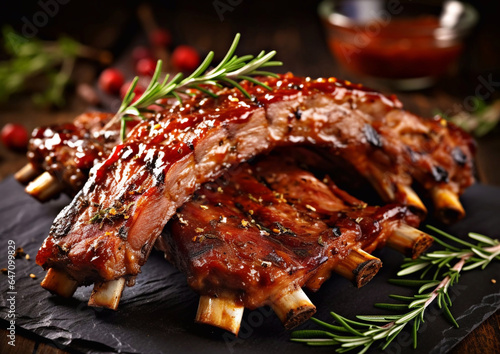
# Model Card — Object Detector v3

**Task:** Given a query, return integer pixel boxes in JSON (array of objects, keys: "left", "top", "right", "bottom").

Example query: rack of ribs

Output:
[
  {"left": 156, "top": 151, "right": 431, "bottom": 335},
  {"left": 25, "top": 73, "right": 473, "bottom": 311}
]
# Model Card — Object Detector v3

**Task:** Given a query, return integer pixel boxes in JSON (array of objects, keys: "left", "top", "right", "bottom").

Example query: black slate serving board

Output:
[{"left": 0, "top": 176, "right": 499, "bottom": 353}]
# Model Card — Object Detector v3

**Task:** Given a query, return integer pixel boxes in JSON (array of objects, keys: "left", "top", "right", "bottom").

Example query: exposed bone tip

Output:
[
  {"left": 88, "top": 278, "right": 126, "bottom": 310},
  {"left": 411, "top": 233, "right": 434, "bottom": 259},
  {"left": 431, "top": 187, "right": 465, "bottom": 224},
  {"left": 271, "top": 287, "right": 316, "bottom": 330},
  {"left": 40, "top": 268, "right": 79, "bottom": 298},
  {"left": 14, "top": 163, "right": 40, "bottom": 184},
  {"left": 388, "top": 224, "right": 434, "bottom": 259},
  {"left": 397, "top": 184, "right": 427, "bottom": 217},
  {"left": 195, "top": 295, "right": 245, "bottom": 335},
  {"left": 25, "top": 171, "right": 64, "bottom": 202},
  {"left": 335, "top": 248, "right": 382, "bottom": 288}
]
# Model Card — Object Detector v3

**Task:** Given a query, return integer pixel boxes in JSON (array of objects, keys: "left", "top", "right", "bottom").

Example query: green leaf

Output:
[
  {"left": 397, "top": 262, "right": 430, "bottom": 276},
  {"left": 418, "top": 281, "right": 441, "bottom": 294},
  {"left": 471, "top": 247, "right": 492, "bottom": 259},
  {"left": 309, "top": 317, "right": 350, "bottom": 333},
  {"left": 356, "top": 315, "right": 399, "bottom": 322},
  {"left": 395, "top": 308, "right": 423, "bottom": 324},
  {"left": 412, "top": 317, "right": 420, "bottom": 349},
  {"left": 442, "top": 298, "right": 459, "bottom": 328},
  {"left": 426, "top": 225, "right": 477, "bottom": 249},
  {"left": 468, "top": 232, "right": 498, "bottom": 246},
  {"left": 408, "top": 297, "right": 429, "bottom": 308},
  {"left": 58, "top": 36, "right": 80, "bottom": 57},
  {"left": 388, "top": 294, "right": 415, "bottom": 302},
  {"left": 330, "top": 312, "right": 364, "bottom": 336},
  {"left": 374, "top": 303, "right": 409, "bottom": 310}
]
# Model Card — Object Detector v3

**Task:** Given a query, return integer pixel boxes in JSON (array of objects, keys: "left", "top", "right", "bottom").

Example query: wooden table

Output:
[{"left": 1, "top": 1, "right": 499, "bottom": 352}]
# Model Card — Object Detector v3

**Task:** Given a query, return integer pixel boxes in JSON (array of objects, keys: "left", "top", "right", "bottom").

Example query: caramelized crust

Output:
[
  {"left": 158, "top": 154, "right": 419, "bottom": 309},
  {"left": 35, "top": 74, "right": 473, "bottom": 287}
]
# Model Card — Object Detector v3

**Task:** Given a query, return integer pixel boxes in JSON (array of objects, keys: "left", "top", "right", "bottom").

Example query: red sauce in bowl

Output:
[{"left": 326, "top": 17, "right": 463, "bottom": 79}]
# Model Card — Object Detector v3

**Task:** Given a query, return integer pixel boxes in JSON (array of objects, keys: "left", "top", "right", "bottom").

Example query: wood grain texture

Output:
[
  {"left": 0, "top": 329, "right": 35, "bottom": 353},
  {"left": 451, "top": 311, "right": 500, "bottom": 354}
]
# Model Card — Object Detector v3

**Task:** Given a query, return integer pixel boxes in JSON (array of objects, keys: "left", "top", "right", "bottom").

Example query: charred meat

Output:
[
  {"left": 156, "top": 153, "right": 430, "bottom": 334},
  {"left": 33, "top": 74, "right": 471, "bottom": 308}
]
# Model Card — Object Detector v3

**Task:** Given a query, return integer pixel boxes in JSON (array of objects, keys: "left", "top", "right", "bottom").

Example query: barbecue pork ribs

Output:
[
  {"left": 23, "top": 73, "right": 473, "bottom": 312},
  {"left": 156, "top": 151, "right": 430, "bottom": 333}
]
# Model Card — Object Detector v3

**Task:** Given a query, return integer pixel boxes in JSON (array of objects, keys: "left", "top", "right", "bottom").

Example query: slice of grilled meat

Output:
[
  {"left": 35, "top": 74, "right": 470, "bottom": 306},
  {"left": 18, "top": 112, "right": 139, "bottom": 200}
]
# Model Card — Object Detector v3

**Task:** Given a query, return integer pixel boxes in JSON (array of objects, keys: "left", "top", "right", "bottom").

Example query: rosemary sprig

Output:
[
  {"left": 291, "top": 226, "right": 500, "bottom": 353},
  {"left": 1, "top": 26, "right": 109, "bottom": 107},
  {"left": 115, "top": 33, "right": 282, "bottom": 141}
]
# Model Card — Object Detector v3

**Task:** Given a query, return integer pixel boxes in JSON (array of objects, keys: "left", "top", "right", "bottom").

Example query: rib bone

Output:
[
  {"left": 334, "top": 248, "right": 382, "bottom": 288},
  {"left": 14, "top": 163, "right": 39, "bottom": 184},
  {"left": 88, "top": 278, "right": 126, "bottom": 310},
  {"left": 387, "top": 224, "right": 434, "bottom": 259},
  {"left": 270, "top": 287, "right": 316, "bottom": 330},
  {"left": 431, "top": 187, "right": 465, "bottom": 223},
  {"left": 396, "top": 184, "right": 427, "bottom": 217},
  {"left": 25, "top": 172, "right": 63, "bottom": 202},
  {"left": 195, "top": 295, "right": 245, "bottom": 335},
  {"left": 40, "top": 268, "right": 78, "bottom": 298}
]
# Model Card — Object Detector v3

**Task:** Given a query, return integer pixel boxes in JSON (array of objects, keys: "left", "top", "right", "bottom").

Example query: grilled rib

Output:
[
  {"left": 156, "top": 152, "right": 429, "bottom": 334},
  {"left": 34, "top": 74, "right": 473, "bottom": 305}
]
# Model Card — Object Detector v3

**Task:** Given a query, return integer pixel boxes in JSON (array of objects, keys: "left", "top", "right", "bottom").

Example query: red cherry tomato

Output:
[
  {"left": 149, "top": 28, "right": 172, "bottom": 47},
  {"left": 1, "top": 123, "right": 29, "bottom": 150},
  {"left": 132, "top": 46, "right": 152, "bottom": 64},
  {"left": 120, "top": 81, "right": 146, "bottom": 103},
  {"left": 136, "top": 58, "right": 157, "bottom": 77},
  {"left": 98, "top": 68, "right": 124, "bottom": 94},
  {"left": 171, "top": 45, "right": 200, "bottom": 72}
]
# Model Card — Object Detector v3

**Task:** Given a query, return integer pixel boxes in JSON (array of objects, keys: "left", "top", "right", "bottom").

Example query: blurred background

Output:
[{"left": 0, "top": 0, "right": 499, "bottom": 181}]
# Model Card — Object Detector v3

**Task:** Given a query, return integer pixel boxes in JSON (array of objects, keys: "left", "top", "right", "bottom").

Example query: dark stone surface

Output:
[{"left": 0, "top": 177, "right": 499, "bottom": 353}]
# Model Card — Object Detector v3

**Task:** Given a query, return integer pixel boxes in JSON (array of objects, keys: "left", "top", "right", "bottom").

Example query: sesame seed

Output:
[{"left": 305, "top": 204, "right": 317, "bottom": 212}]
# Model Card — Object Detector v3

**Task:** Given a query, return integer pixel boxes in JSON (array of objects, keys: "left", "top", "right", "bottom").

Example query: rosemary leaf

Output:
[
  {"left": 397, "top": 262, "right": 430, "bottom": 276},
  {"left": 468, "top": 232, "right": 498, "bottom": 246}
]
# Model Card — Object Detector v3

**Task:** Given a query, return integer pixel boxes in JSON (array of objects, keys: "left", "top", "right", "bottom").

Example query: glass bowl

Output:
[{"left": 318, "top": 0, "right": 478, "bottom": 89}]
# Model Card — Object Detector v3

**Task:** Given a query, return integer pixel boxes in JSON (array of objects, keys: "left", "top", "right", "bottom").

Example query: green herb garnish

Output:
[
  {"left": 114, "top": 33, "right": 282, "bottom": 141},
  {"left": 291, "top": 226, "right": 500, "bottom": 353},
  {"left": 89, "top": 201, "right": 135, "bottom": 229},
  {"left": 437, "top": 98, "right": 500, "bottom": 137},
  {"left": 1, "top": 26, "right": 109, "bottom": 107}
]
